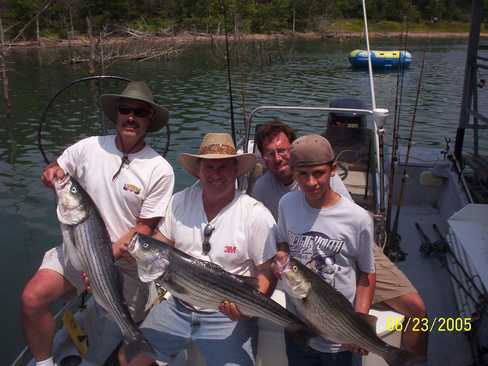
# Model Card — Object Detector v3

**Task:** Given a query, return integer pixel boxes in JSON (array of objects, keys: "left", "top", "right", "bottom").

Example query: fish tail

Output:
[
  {"left": 123, "top": 336, "right": 156, "bottom": 364},
  {"left": 384, "top": 345, "right": 426, "bottom": 366}
]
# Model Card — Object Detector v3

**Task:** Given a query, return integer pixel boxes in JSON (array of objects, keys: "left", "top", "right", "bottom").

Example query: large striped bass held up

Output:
[
  {"left": 54, "top": 175, "right": 154, "bottom": 362},
  {"left": 129, "top": 233, "right": 309, "bottom": 334},
  {"left": 280, "top": 257, "right": 425, "bottom": 366}
]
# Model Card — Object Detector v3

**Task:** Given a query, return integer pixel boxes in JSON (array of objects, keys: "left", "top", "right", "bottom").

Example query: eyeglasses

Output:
[
  {"left": 262, "top": 147, "right": 290, "bottom": 160},
  {"left": 202, "top": 223, "right": 215, "bottom": 255},
  {"left": 118, "top": 105, "right": 152, "bottom": 118}
]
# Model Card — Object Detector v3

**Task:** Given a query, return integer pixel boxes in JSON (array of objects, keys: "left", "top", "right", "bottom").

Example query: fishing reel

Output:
[{"left": 38, "top": 75, "right": 171, "bottom": 165}]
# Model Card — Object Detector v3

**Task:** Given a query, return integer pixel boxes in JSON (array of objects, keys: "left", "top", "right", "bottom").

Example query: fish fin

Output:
[
  {"left": 233, "top": 274, "right": 259, "bottom": 289},
  {"left": 123, "top": 337, "right": 156, "bottom": 364},
  {"left": 204, "top": 261, "right": 260, "bottom": 289},
  {"left": 384, "top": 345, "right": 426, "bottom": 366},
  {"left": 357, "top": 312, "right": 377, "bottom": 332},
  {"left": 61, "top": 225, "right": 84, "bottom": 271},
  {"left": 163, "top": 275, "right": 189, "bottom": 295}
]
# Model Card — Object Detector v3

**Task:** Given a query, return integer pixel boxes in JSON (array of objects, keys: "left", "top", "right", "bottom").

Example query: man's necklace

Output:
[{"left": 112, "top": 135, "right": 145, "bottom": 181}]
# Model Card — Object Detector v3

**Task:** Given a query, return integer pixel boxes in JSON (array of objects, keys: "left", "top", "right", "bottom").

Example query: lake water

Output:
[{"left": 1, "top": 36, "right": 486, "bottom": 362}]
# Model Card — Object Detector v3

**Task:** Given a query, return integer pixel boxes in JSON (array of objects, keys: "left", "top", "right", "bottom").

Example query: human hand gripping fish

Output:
[
  {"left": 276, "top": 255, "right": 426, "bottom": 366},
  {"left": 41, "top": 161, "right": 65, "bottom": 188},
  {"left": 129, "top": 233, "right": 312, "bottom": 334},
  {"left": 130, "top": 234, "right": 248, "bottom": 321},
  {"left": 273, "top": 253, "right": 369, "bottom": 355},
  {"left": 54, "top": 175, "right": 156, "bottom": 363}
]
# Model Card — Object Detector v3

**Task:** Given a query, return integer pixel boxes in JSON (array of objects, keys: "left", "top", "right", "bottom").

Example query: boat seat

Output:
[{"left": 323, "top": 126, "right": 372, "bottom": 173}]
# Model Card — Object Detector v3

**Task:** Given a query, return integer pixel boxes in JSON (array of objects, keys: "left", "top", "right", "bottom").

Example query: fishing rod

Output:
[
  {"left": 441, "top": 135, "right": 474, "bottom": 204},
  {"left": 432, "top": 224, "right": 486, "bottom": 301},
  {"left": 415, "top": 222, "right": 486, "bottom": 311},
  {"left": 219, "top": 0, "right": 237, "bottom": 145},
  {"left": 37, "top": 75, "right": 131, "bottom": 165},
  {"left": 360, "top": 0, "right": 390, "bottom": 247},
  {"left": 385, "top": 48, "right": 427, "bottom": 262},
  {"left": 37, "top": 75, "right": 172, "bottom": 165},
  {"left": 386, "top": 19, "right": 409, "bottom": 235}
]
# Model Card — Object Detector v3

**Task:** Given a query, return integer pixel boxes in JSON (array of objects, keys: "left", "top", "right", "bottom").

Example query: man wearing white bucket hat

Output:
[
  {"left": 21, "top": 81, "right": 175, "bottom": 366},
  {"left": 119, "top": 132, "right": 277, "bottom": 366}
]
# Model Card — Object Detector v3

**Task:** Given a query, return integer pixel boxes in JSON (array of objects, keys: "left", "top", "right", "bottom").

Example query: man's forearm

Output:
[
  {"left": 256, "top": 260, "right": 277, "bottom": 297},
  {"left": 355, "top": 272, "right": 376, "bottom": 314},
  {"left": 113, "top": 217, "right": 162, "bottom": 259}
]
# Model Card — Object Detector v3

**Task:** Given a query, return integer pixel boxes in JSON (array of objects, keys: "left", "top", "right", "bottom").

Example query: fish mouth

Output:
[
  {"left": 128, "top": 232, "right": 139, "bottom": 253},
  {"left": 54, "top": 174, "right": 70, "bottom": 189},
  {"left": 282, "top": 271, "right": 310, "bottom": 299},
  {"left": 129, "top": 234, "right": 170, "bottom": 283},
  {"left": 273, "top": 255, "right": 291, "bottom": 276}
]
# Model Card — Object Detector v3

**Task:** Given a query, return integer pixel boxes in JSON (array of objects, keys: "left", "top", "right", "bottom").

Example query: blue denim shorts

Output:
[{"left": 141, "top": 296, "right": 258, "bottom": 365}]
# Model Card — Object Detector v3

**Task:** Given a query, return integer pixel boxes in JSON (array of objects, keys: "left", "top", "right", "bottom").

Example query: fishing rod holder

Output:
[
  {"left": 416, "top": 222, "right": 488, "bottom": 314},
  {"left": 373, "top": 108, "right": 389, "bottom": 130}
]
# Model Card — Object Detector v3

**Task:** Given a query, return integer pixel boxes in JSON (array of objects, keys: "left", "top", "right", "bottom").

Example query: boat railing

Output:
[
  {"left": 240, "top": 105, "right": 385, "bottom": 215},
  {"left": 9, "top": 294, "right": 87, "bottom": 366}
]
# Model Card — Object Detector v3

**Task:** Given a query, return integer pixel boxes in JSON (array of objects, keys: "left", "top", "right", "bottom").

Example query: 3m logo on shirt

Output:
[
  {"left": 224, "top": 245, "right": 237, "bottom": 254},
  {"left": 123, "top": 183, "right": 141, "bottom": 195}
]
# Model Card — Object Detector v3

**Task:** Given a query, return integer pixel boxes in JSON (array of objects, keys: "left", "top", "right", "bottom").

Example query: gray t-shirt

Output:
[
  {"left": 252, "top": 171, "right": 352, "bottom": 220},
  {"left": 276, "top": 191, "right": 375, "bottom": 353}
]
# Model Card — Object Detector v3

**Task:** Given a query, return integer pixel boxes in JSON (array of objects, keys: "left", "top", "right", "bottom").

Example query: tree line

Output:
[{"left": 0, "top": 0, "right": 486, "bottom": 41}]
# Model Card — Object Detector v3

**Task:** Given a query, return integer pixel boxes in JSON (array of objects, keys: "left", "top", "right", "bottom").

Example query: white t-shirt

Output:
[
  {"left": 159, "top": 182, "right": 277, "bottom": 277},
  {"left": 277, "top": 191, "right": 375, "bottom": 353},
  {"left": 252, "top": 171, "right": 351, "bottom": 220},
  {"left": 58, "top": 135, "right": 175, "bottom": 242}
]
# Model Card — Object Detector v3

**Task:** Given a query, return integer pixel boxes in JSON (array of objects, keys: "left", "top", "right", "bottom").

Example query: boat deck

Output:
[{"left": 393, "top": 204, "right": 473, "bottom": 366}]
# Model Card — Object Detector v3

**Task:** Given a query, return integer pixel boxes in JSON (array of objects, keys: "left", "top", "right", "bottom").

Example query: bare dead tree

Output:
[
  {"left": 36, "top": 15, "right": 41, "bottom": 46},
  {"left": 7, "top": 0, "right": 53, "bottom": 48},
  {"left": 0, "top": 16, "right": 11, "bottom": 114},
  {"left": 86, "top": 15, "right": 96, "bottom": 74}
]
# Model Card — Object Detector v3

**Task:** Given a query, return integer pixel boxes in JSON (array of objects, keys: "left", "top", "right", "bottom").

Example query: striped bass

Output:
[
  {"left": 54, "top": 175, "right": 154, "bottom": 362},
  {"left": 281, "top": 257, "right": 425, "bottom": 366},
  {"left": 130, "top": 233, "right": 309, "bottom": 334}
]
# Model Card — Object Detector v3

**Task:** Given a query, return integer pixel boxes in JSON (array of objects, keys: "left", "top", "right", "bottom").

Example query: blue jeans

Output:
[
  {"left": 285, "top": 331, "right": 357, "bottom": 366},
  {"left": 141, "top": 296, "right": 258, "bottom": 366}
]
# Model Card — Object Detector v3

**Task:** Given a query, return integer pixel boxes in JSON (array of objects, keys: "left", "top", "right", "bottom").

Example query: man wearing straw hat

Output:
[
  {"left": 21, "top": 81, "right": 175, "bottom": 366},
  {"left": 119, "top": 132, "right": 277, "bottom": 366}
]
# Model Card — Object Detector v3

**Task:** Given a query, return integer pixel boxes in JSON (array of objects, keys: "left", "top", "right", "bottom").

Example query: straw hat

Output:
[
  {"left": 100, "top": 81, "right": 169, "bottom": 132},
  {"left": 180, "top": 133, "right": 256, "bottom": 177}
]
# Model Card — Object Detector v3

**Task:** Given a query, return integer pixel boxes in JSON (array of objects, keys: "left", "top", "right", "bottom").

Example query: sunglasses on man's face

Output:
[{"left": 118, "top": 105, "right": 152, "bottom": 118}]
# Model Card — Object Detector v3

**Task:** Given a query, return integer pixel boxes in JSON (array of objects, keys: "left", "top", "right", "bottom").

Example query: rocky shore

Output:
[{"left": 7, "top": 30, "right": 484, "bottom": 49}]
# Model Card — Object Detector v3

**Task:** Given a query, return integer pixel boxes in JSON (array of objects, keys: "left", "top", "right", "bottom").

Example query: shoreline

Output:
[{"left": 7, "top": 31, "right": 487, "bottom": 49}]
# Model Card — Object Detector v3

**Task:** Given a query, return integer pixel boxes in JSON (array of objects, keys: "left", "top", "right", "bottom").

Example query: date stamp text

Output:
[{"left": 386, "top": 316, "right": 472, "bottom": 333}]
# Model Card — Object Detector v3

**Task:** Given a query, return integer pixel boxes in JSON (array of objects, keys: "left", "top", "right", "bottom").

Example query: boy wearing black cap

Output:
[{"left": 275, "top": 134, "right": 375, "bottom": 366}]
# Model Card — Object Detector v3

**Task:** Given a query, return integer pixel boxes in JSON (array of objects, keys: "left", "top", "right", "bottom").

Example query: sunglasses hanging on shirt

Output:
[{"left": 202, "top": 223, "right": 215, "bottom": 255}]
